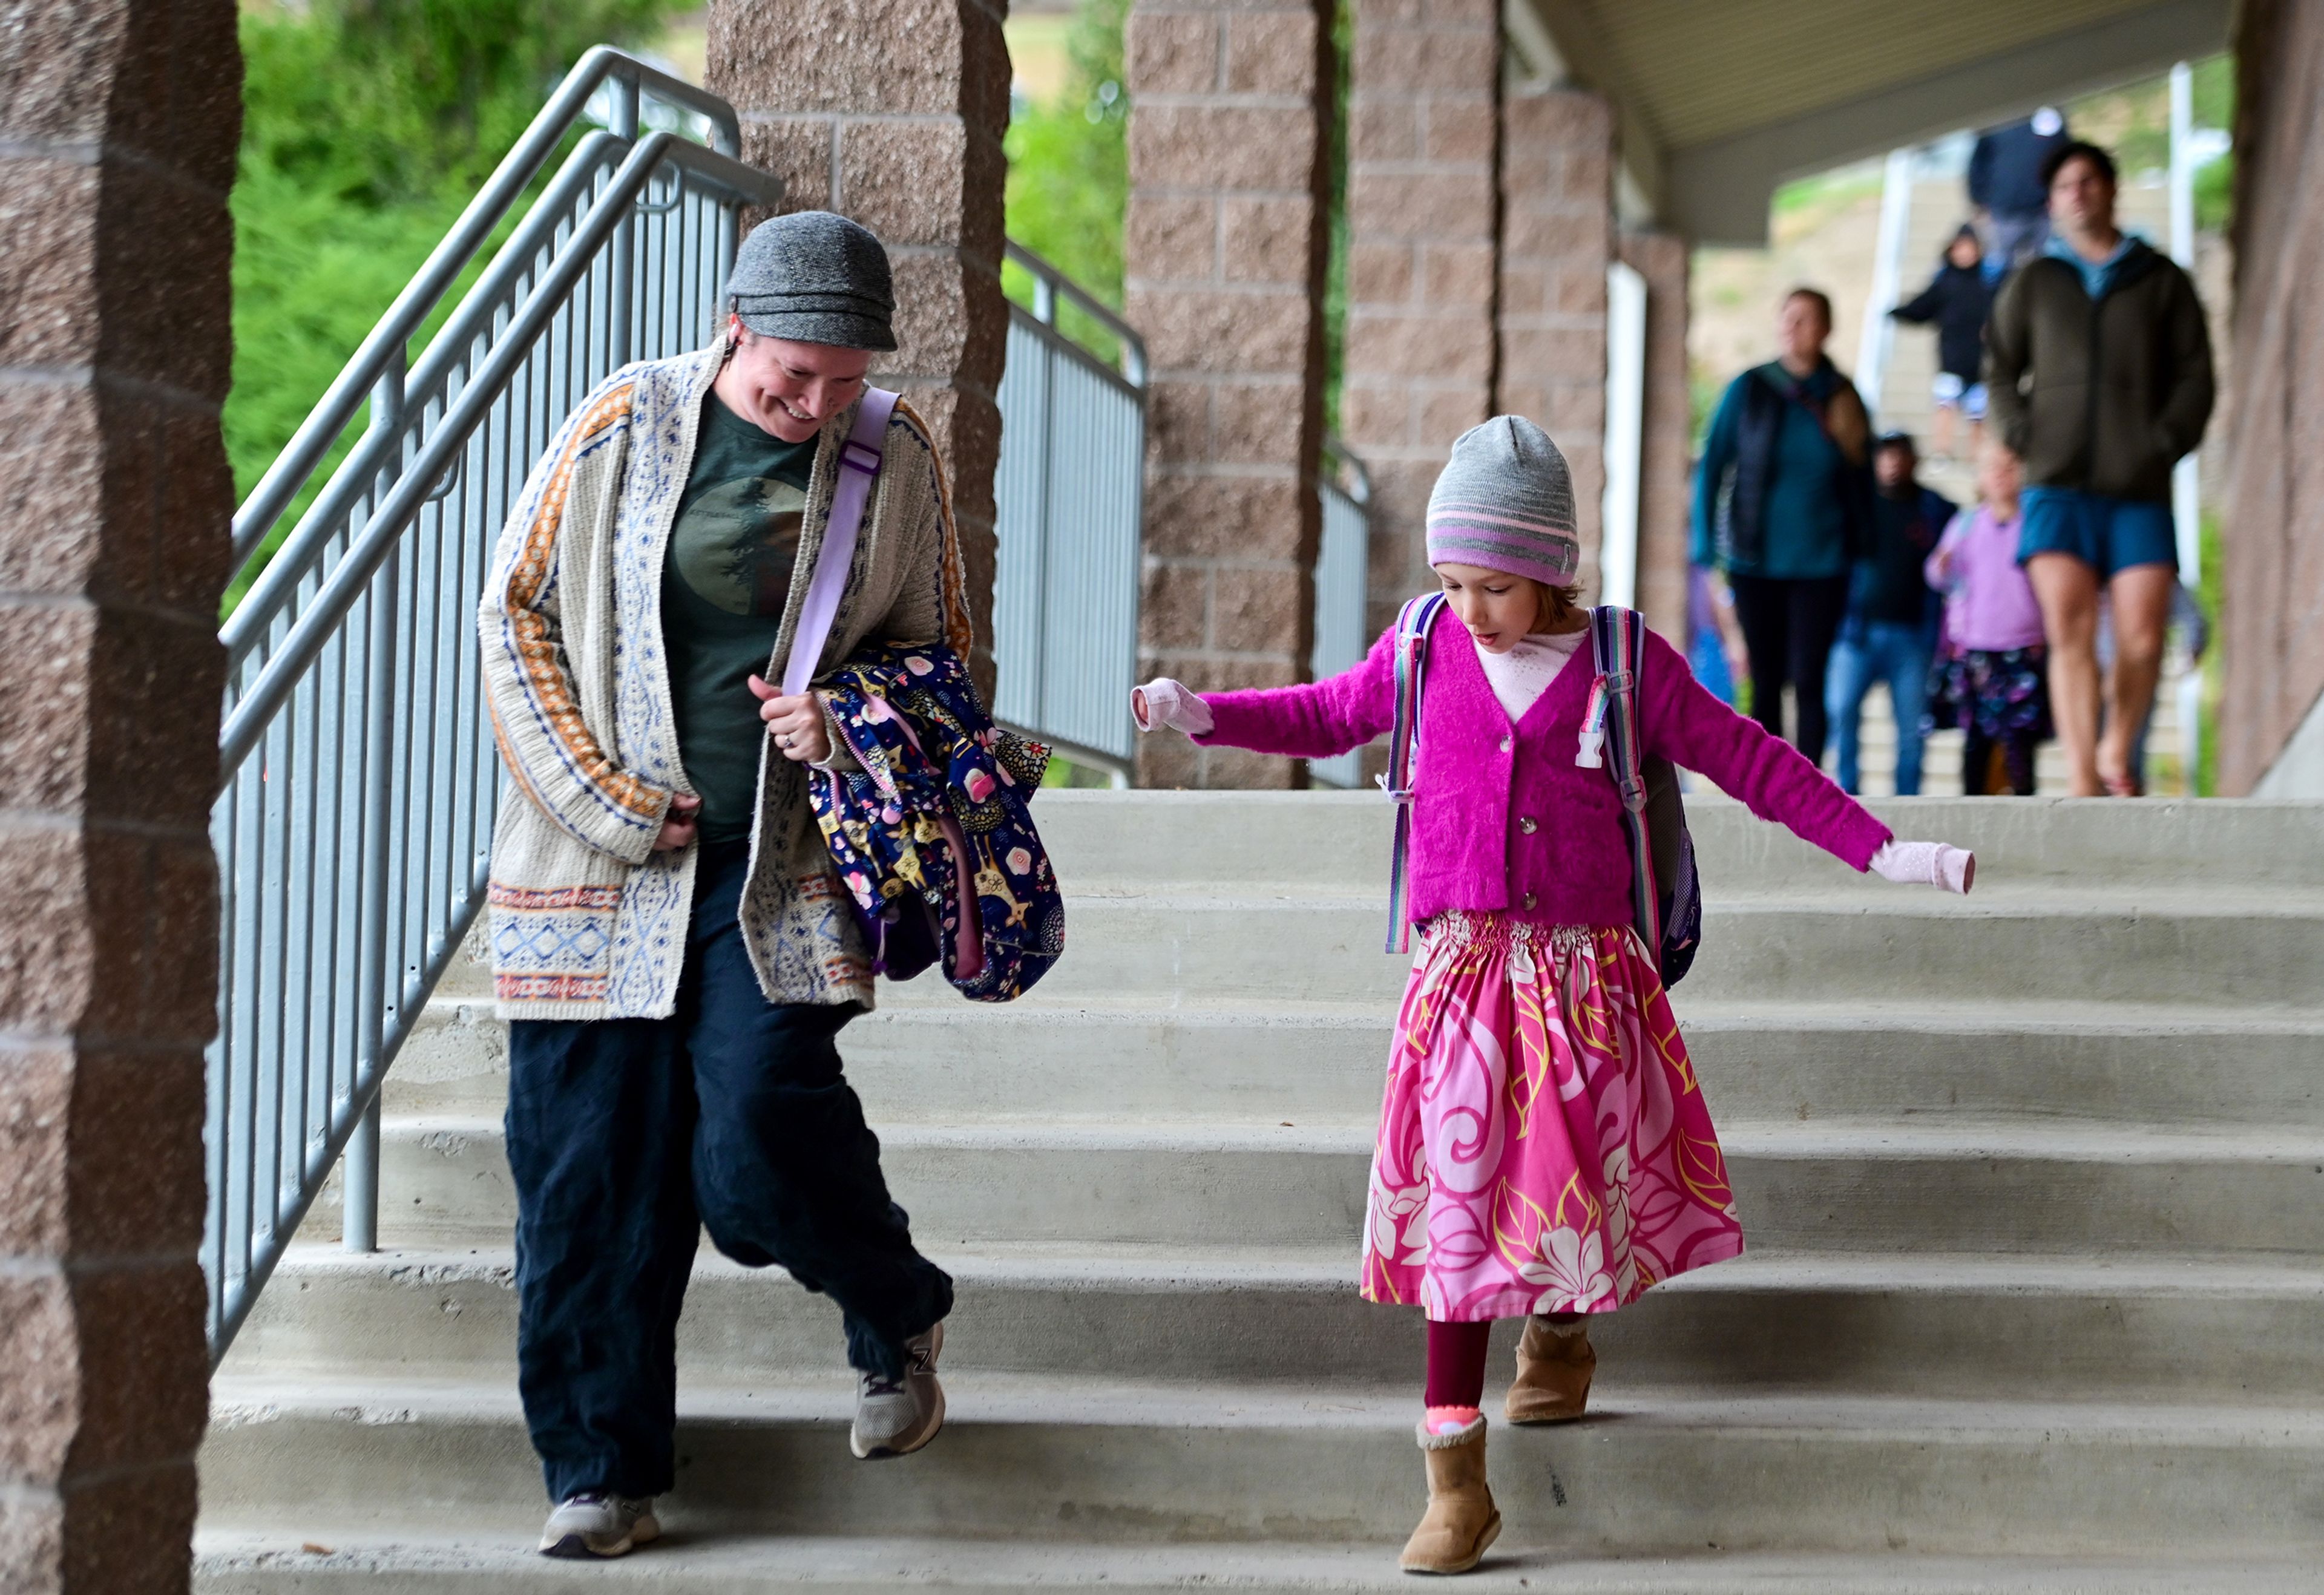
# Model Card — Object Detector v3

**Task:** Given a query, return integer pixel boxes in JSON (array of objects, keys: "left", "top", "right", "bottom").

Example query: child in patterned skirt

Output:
[
  {"left": 1133, "top": 418, "right": 1975, "bottom": 1575},
  {"left": 1926, "top": 442, "right": 2053, "bottom": 794}
]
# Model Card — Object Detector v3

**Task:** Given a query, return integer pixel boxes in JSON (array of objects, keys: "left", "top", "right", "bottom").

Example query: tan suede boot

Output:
[
  {"left": 1504, "top": 1314, "right": 1594, "bottom": 1424},
  {"left": 1399, "top": 1415, "right": 1501, "bottom": 1575}
]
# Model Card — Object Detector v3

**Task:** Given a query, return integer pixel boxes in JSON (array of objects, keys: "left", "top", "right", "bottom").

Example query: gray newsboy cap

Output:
[{"left": 727, "top": 211, "right": 896, "bottom": 352}]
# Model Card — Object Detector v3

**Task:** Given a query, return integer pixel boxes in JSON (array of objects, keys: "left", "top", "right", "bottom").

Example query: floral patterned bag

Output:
[{"left": 809, "top": 641, "right": 1063, "bottom": 1002}]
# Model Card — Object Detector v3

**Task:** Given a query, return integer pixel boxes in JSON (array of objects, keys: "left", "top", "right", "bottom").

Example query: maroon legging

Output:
[{"left": 1425, "top": 1320, "right": 1493, "bottom": 1409}]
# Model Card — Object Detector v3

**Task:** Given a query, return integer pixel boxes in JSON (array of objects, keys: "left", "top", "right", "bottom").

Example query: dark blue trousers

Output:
[{"left": 505, "top": 839, "right": 953, "bottom": 1501}]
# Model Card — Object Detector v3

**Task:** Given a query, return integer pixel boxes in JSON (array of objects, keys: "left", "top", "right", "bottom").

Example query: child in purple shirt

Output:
[{"left": 1926, "top": 444, "right": 2052, "bottom": 793}]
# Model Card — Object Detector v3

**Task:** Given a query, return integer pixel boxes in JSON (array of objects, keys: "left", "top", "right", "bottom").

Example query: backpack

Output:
[
  {"left": 1579, "top": 606, "right": 1702, "bottom": 986},
  {"left": 1376, "top": 595, "right": 1702, "bottom": 986}
]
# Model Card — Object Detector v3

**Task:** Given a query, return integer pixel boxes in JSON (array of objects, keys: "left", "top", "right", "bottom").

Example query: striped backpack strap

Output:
[
  {"left": 1588, "top": 606, "right": 1664, "bottom": 960},
  {"left": 1379, "top": 592, "right": 1446, "bottom": 954}
]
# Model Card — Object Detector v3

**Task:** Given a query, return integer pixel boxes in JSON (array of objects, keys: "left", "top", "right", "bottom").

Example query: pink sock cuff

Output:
[{"left": 1424, "top": 1404, "right": 1483, "bottom": 1436}]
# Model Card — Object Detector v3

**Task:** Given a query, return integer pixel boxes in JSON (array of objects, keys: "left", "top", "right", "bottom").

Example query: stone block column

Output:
[
  {"left": 706, "top": 0, "right": 1012, "bottom": 691},
  {"left": 1621, "top": 230, "right": 1692, "bottom": 643},
  {"left": 1497, "top": 87, "right": 1614, "bottom": 596},
  {"left": 0, "top": 2, "right": 240, "bottom": 1590},
  {"left": 1124, "top": 0, "right": 1336, "bottom": 788},
  {"left": 1341, "top": 0, "right": 1501, "bottom": 642}
]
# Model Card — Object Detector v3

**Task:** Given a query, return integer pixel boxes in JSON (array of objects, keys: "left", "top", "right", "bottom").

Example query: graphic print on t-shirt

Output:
[{"left": 668, "top": 473, "right": 809, "bottom": 620}]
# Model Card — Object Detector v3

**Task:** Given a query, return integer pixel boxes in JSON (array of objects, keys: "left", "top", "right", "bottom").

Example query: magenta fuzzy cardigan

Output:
[{"left": 1194, "top": 608, "right": 1892, "bottom": 929}]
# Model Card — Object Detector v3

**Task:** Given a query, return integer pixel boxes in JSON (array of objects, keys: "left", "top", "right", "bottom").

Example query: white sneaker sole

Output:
[
  {"left": 851, "top": 1324, "right": 946, "bottom": 1459},
  {"left": 539, "top": 1515, "right": 660, "bottom": 1559},
  {"left": 851, "top": 1380, "right": 945, "bottom": 1459}
]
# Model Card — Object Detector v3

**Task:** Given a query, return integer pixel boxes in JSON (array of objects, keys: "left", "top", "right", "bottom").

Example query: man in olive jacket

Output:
[{"left": 1985, "top": 139, "right": 2213, "bottom": 796}]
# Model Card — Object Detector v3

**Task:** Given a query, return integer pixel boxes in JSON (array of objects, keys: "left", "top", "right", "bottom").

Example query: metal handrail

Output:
[
  {"left": 1005, "top": 239, "right": 1147, "bottom": 385},
  {"left": 205, "top": 60, "right": 780, "bottom": 1360},
  {"left": 229, "top": 47, "right": 737, "bottom": 571},
  {"left": 1321, "top": 434, "right": 1373, "bottom": 506},
  {"left": 220, "top": 137, "right": 780, "bottom": 772},
  {"left": 1310, "top": 436, "right": 1376, "bottom": 788},
  {"left": 990, "top": 252, "right": 1149, "bottom": 776}
]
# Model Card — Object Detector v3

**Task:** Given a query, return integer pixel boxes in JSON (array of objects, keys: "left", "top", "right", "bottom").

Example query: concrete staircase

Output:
[{"left": 195, "top": 793, "right": 2324, "bottom": 1591}]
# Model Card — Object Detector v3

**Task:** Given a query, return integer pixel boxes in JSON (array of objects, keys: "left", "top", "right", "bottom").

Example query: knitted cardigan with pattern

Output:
[
  {"left": 478, "top": 342, "right": 973, "bottom": 1020},
  {"left": 1193, "top": 606, "right": 1891, "bottom": 930}
]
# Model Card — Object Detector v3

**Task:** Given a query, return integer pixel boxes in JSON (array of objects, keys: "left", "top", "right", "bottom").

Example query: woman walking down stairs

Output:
[{"left": 196, "top": 796, "right": 2324, "bottom": 1590}]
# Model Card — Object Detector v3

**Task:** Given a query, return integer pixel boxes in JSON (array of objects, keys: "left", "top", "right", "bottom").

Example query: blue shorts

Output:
[
  {"left": 1931, "top": 372, "right": 1988, "bottom": 420},
  {"left": 2018, "top": 486, "right": 2178, "bottom": 579}
]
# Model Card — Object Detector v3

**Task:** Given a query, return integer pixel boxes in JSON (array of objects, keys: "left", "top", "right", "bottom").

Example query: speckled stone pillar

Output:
[
  {"left": 706, "top": 0, "right": 1012, "bottom": 692},
  {"left": 1341, "top": 0, "right": 1501, "bottom": 642},
  {"left": 1497, "top": 85, "right": 1613, "bottom": 595},
  {"left": 1124, "top": 0, "right": 1336, "bottom": 788},
  {"left": 0, "top": 2, "right": 238, "bottom": 1589}
]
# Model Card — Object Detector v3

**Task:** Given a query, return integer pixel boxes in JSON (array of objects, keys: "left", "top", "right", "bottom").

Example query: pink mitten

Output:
[
  {"left": 1131, "top": 678, "right": 1215, "bottom": 736},
  {"left": 1868, "top": 840, "right": 1975, "bottom": 894}
]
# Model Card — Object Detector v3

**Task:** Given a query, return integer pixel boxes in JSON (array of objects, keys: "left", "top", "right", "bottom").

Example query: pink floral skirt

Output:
[{"left": 1361, "top": 912, "right": 1744, "bottom": 1322}]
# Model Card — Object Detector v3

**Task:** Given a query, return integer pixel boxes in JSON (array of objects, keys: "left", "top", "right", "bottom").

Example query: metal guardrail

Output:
[
  {"left": 991, "top": 242, "right": 1148, "bottom": 776},
  {"left": 204, "top": 48, "right": 781, "bottom": 1362},
  {"left": 1309, "top": 439, "right": 1374, "bottom": 789}
]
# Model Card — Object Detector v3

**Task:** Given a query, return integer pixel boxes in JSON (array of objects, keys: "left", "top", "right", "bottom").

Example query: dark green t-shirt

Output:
[{"left": 663, "top": 395, "right": 818, "bottom": 843}]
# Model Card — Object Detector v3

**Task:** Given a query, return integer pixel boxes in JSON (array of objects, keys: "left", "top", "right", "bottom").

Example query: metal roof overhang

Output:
[{"left": 1511, "top": 0, "right": 2236, "bottom": 245}]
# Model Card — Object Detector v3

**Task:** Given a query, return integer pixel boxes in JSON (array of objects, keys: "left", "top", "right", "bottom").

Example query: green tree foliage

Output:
[
  {"left": 229, "top": 0, "right": 683, "bottom": 601},
  {"left": 1002, "top": 0, "right": 1130, "bottom": 318}
]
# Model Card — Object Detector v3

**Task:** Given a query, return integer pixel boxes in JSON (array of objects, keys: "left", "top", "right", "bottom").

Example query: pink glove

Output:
[
  {"left": 1131, "top": 678, "right": 1214, "bottom": 736},
  {"left": 1868, "top": 841, "right": 1975, "bottom": 894}
]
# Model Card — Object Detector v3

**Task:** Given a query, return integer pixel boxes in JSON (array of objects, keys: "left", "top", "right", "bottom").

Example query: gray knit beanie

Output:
[
  {"left": 1424, "top": 416, "right": 1580, "bottom": 585},
  {"left": 726, "top": 211, "right": 897, "bottom": 351}
]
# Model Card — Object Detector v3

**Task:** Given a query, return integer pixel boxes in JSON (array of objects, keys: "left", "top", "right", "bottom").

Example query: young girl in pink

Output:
[{"left": 1134, "top": 418, "right": 1973, "bottom": 1576}]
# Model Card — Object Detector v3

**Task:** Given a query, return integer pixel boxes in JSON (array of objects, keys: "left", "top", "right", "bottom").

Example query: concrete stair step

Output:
[
  {"left": 189, "top": 1531, "right": 2322, "bottom": 1593},
  {"left": 1029, "top": 793, "right": 2320, "bottom": 892},
  {"left": 229, "top": 1242, "right": 2324, "bottom": 1401},
  {"left": 392, "top": 994, "right": 2324, "bottom": 1128},
  {"left": 195, "top": 1375, "right": 2324, "bottom": 1557},
  {"left": 855, "top": 891, "right": 2324, "bottom": 1009},
  {"left": 427, "top": 804, "right": 2324, "bottom": 1018},
  {"left": 336, "top": 1115, "right": 2324, "bottom": 1256}
]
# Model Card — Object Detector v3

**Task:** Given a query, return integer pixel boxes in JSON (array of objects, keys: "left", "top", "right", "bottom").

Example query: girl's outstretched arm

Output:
[
  {"left": 1133, "top": 625, "right": 1398, "bottom": 761},
  {"left": 1638, "top": 627, "right": 1892, "bottom": 868},
  {"left": 1637, "top": 628, "right": 1975, "bottom": 892}
]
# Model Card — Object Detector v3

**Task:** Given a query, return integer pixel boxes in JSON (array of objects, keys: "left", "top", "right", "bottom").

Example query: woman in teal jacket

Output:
[{"left": 1691, "top": 287, "right": 1874, "bottom": 763}]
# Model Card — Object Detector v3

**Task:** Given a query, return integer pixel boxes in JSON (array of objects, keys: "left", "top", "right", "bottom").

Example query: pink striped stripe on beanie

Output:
[{"left": 1424, "top": 416, "right": 1580, "bottom": 586}]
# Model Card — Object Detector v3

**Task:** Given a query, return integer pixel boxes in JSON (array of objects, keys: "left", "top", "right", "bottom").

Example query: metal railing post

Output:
[
  {"left": 609, "top": 70, "right": 640, "bottom": 371},
  {"left": 345, "top": 348, "right": 405, "bottom": 1256}
]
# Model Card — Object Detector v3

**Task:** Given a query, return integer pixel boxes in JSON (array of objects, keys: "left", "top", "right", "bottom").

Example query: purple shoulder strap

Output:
[{"left": 782, "top": 387, "right": 899, "bottom": 696}]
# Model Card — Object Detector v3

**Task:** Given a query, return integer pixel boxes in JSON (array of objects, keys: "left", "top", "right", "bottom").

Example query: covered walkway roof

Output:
[{"left": 1510, "top": 0, "right": 2234, "bottom": 243}]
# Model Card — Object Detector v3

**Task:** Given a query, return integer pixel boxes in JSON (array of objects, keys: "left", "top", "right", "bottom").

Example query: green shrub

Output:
[{"left": 228, "top": 0, "right": 683, "bottom": 608}]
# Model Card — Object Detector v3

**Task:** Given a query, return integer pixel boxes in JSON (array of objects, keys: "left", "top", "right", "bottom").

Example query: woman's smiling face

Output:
[{"left": 717, "top": 322, "right": 873, "bottom": 442}]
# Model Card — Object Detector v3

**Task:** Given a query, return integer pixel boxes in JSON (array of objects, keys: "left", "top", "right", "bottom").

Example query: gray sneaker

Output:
[
  {"left": 539, "top": 1492, "right": 659, "bottom": 1559},
  {"left": 850, "top": 1322, "right": 945, "bottom": 1459}
]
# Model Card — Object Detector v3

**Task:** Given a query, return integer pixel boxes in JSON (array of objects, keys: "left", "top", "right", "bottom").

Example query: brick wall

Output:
[
  {"left": 1496, "top": 87, "right": 1612, "bottom": 598},
  {"left": 1340, "top": 0, "right": 1501, "bottom": 643},
  {"left": 2221, "top": 0, "right": 2324, "bottom": 793},
  {"left": 0, "top": 2, "right": 239, "bottom": 1588},
  {"left": 706, "top": 0, "right": 1012, "bottom": 693},
  {"left": 1124, "top": 0, "right": 1336, "bottom": 788}
]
